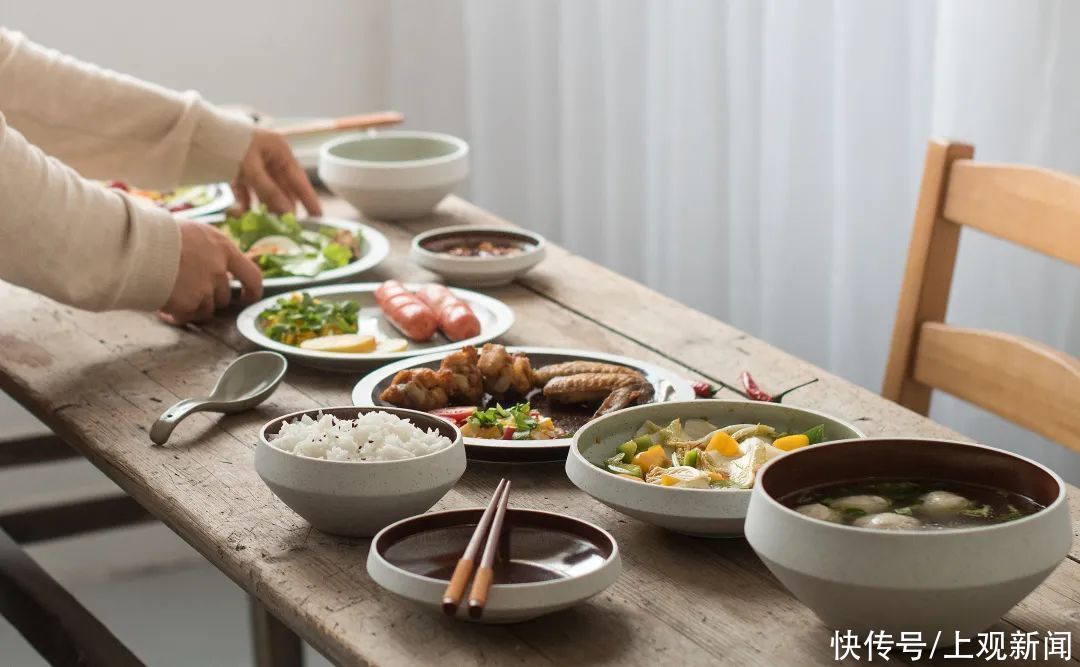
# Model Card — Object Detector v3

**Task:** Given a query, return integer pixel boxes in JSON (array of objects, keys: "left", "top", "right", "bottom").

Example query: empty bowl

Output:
[
  {"left": 410, "top": 225, "right": 546, "bottom": 287},
  {"left": 744, "top": 438, "right": 1073, "bottom": 640},
  {"left": 367, "top": 507, "right": 621, "bottom": 623},
  {"left": 255, "top": 406, "right": 465, "bottom": 537},
  {"left": 566, "top": 400, "right": 865, "bottom": 537},
  {"left": 318, "top": 131, "right": 469, "bottom": 220}
]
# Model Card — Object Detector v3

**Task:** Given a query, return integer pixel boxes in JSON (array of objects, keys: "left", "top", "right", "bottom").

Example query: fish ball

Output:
[
  {"left": 853, "top": 512, "right": 923, "bottom": 530},
  {"left": 915, "top": 490, "right": 972, "bottom": 518},
  {"left": 827, "top": 495, "right": 891, "bottom": 515},
  {"left": 795, "top": 503, "right": 843, "bottom": 523}
]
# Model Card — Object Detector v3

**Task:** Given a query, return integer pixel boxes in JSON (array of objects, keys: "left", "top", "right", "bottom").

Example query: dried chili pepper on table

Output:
[
  {"left": 692, "top": 381, "right": 719, "bottom": 398},
  {"left": 739, "top": 371, "right": 773, "bottom": 402}
]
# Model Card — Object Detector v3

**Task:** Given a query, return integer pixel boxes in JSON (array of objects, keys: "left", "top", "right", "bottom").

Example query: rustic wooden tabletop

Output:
[{"left": 0, "top": 196, "right": 1076, "bottom": 666}]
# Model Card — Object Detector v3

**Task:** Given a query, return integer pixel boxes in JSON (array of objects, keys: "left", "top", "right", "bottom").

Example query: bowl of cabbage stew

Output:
[
  {"left": 745, "top": 438, "right": 1073, "bottom": 641},
  {"left": 565, "top": 400, "right": 865, "bottom": 537}
]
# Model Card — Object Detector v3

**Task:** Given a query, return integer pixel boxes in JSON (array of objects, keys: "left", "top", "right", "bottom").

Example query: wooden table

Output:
[{"left": 1, "top": 196, "right": 1077, "bottom": 666}]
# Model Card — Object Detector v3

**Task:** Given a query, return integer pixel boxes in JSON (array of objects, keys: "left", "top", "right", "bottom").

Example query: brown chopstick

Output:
[
  {"left": 467, "top": 481, "right": 511, "bottom": 618},
  {"left": 441, "top": 479, "right": 508, "bottom": 615},
  {"left": 276, "top": 111, "right": 404, "bottom": 137}
]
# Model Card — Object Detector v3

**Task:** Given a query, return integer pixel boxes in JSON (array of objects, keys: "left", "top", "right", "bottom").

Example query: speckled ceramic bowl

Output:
[
  {"left": 255, "top": 406, "right": 465, "bottom": 536},
  {"left": 745, "top": 439, "right": 1073, "bottom": 640},
  {"left": 410, "top": 225, "right": 546, "bottom": 287},
  {"left": 566, "top": 400, "right": 865, "bottom": 537}
]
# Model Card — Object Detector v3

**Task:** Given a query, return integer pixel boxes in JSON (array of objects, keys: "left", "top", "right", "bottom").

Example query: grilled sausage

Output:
[{"left": 374, "top": 280, "right": 438, "bottom": 342}]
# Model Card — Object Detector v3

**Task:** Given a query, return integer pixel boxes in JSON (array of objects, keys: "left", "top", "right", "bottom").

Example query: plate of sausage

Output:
[
  {"left": 352, "top": 345, "right": 696, "bottom": 461},
  {"left": 235, "top": 281, "right": 514, "bottom": 371}
]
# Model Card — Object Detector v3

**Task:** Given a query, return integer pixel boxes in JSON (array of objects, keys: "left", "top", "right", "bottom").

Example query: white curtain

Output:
[{"left": 377, "top": 0, "right": 1080, "bottom": 480}]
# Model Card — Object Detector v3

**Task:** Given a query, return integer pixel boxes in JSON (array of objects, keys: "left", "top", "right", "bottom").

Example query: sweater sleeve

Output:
[
  {"left": 0, "top": 27, "right": 253, "bottom": 189},
  {"left": 0, "top": 113, "right": 181, "bottom": 312}
]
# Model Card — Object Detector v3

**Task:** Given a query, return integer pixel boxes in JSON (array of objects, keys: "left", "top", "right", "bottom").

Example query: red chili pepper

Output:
[
  {"left": 429, "top": 406, "right": 477, "bottom": 425},
  {"left": 106, "top": 180, "right": 129, "bottom": 191},
  {"left": 501, "top": 426, "right": 516, "bottom": 440},
  {"left": 692, "top": 381, "right": 719, "bottom": 398},
  {"left": 740, "top": 371, "right": 773, "bottom": 402}
]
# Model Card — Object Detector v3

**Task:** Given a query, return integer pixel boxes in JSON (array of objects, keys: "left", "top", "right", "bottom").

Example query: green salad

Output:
[
  {"left": 258, "top": 292, "right": 360, "bottom": 345},
  {"left": 221, "top": 207, "right": 362, "bottom": 278}
]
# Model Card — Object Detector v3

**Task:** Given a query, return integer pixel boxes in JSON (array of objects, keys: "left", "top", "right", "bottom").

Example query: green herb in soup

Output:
[{"left": 782, "top": 478, "right": 1043, "bottom": 530}]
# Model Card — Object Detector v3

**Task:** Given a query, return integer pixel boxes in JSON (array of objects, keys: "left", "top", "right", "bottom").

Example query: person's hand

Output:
[
  {"left": 232, "top": 128, "right": 322, "bottom": 216},
  {"left": 158, "top": 221, "right": 263, "bottom": 325}
]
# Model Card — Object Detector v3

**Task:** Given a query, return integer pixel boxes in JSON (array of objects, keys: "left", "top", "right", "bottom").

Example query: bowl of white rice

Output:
[{"left": 256, "top": 406, "right": 465, "bottom": 536}]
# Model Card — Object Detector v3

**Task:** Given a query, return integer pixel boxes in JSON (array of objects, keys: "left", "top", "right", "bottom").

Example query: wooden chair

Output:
[{"left": 883, "top": 139, "right": 1080, "bottom": 452}]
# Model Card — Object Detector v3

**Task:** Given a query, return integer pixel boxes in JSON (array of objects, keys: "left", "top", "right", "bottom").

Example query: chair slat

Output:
[
  {"left": 0, "top": 494, "right": 154, "bottom": 544},
  {"left": 912, "top": 322, "right": 1080, "bottom": 452},
  {"left": 944, "top": 161, "right": 1080, "bottom": 267}
]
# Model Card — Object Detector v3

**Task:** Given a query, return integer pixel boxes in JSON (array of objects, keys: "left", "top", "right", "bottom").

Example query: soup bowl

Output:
[
  {"left": 744, "top": 438, "right": 1073, "bottom": 640},
  {"left": 566, "top": 400, "right": 865, "bottom": 537},
  {"left": 318, "top": 131, "right": 469, "bottom": 220},
  {"left": 255, "top": 406, "right": 465, "bottom": 537}
]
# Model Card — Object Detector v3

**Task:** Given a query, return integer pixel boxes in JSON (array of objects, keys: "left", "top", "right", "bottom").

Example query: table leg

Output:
[{"left": 249, "top": 597, "right": 303, "bottom": 667}]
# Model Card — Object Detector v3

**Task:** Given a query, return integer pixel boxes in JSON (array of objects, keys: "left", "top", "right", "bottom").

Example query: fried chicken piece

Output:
[
  {"left": 478, "top": 343, "right": 537, "bottom": 396},
  {"left": 440, "top": 345, "right": 484, "bottom": 404},
  {"left": 542, "top": 372, "right": 647, "bottom": 404},
  {"left": 534, "top": 361, "right": 643, "bottom": 385},
  {"left": 594, "top": 380, "right": 655, "bottom": 417},
  {"left": 379, "top": 368, "right": 452, "bottom": 411}
]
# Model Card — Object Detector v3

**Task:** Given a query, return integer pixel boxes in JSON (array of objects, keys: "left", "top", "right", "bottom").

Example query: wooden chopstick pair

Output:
[
  {"left": 276, "top": 111, "right": 404, "bottom": 137},
  {"left": 442, "top": 479, "right": 511, "bottom": 618}
]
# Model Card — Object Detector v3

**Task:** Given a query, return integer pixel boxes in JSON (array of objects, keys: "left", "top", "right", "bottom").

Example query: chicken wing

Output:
[
  {"left": 594, "top": 380, "right": 655, "bottom": 417},
  {"left": 542, "top": 372, "right": 647, "bottom": 404},
  {"left": 534, "top": 361, "right": 643, "bottom": 385}
]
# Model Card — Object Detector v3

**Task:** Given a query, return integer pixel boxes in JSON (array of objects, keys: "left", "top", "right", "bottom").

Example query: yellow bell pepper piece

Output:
[
  {"left": 660, "top": 474, "right": 680, "bottom": 486},
  {"left": 707, "top": 471, "right": 728, "bottom": 482},
  {"left": 706, "top": 431, "right": 740, "bottom": 457},
  {"left": 773, "top": 434, "right": 810, "bottom": 451},
  {"left": 632, "top": 445, "right": 670, "bottom": 474}
]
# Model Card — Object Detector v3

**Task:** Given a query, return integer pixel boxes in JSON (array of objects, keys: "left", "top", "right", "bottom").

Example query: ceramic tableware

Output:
[
  {"left": 199, "top": 215, "right": 390, "bottom": 292},
  {"left": 566, "top": 399, "right": 866, "bottom": 536},
  {"left": 318, "top": 131, "right": 469, "bottom": 220},
  {"left": 236, "top": 282, "right": 515, "bottom": 372},
  {"left": 744, "top": 438, "right": 1073, "bottom": 640},
  {"left": 255, "top": 406, "right": 465, "bottom": 537},
  {"left": 150, "top": 351, "right": 287, "bottom": 445},
  {"left": 353, "top": 347, "right": 696, "bottom": 462},
  {"left": 367, "top": 506, "right": 621, "bottom": 623},
  {"left": 410, "top": 225, "right": 546, "bottom": 287}
]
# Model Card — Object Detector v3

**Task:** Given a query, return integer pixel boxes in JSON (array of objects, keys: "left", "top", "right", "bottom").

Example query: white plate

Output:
[
  {"left": 204, "top": 216, "right": 390, "bottom": 292},
  {"left": 172, "top": 183, "right": 235, "bottom": 219},
  {"left": 237, "top": 283, "right": 514, "bottom": 371},
  {"left": 352, "top": 347, "right": 696, "bottom": 462}
]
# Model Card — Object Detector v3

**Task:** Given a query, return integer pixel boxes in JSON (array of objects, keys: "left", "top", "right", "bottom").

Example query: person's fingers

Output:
[
  {"left": 282, "top": 158, "right": 322, "bottom": 216},
  {"left": 156, "top": 310, "right": 180, "bottom": 326},
  {"left": 232, "top": 176, "right": 251, "bottom": 211},
  {"left": 243, "top": 156, "right": 293, "bottom": 214},
  {"left": 225, "top": 243, "right": 264, "bottom": 304},
  {"left": 212, "top": 271, "right": 232, "bottom": 310},
  {"left": 192, "top": 296, "right": 215, "bottom": 322}
]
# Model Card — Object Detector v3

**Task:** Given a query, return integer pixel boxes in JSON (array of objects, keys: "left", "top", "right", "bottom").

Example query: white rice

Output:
[{"left": 268, "top": 411, "right": 452, "bottom": 462}]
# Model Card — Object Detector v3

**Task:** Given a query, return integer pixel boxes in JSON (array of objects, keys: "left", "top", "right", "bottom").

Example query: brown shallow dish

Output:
[{"left": 366, "top": 507, "right": 622, "bottom": 622}]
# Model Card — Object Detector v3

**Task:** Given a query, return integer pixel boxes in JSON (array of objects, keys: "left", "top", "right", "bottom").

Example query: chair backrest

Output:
[{"left": 882, "top": 139, "right": 1080, "bottom": 452}]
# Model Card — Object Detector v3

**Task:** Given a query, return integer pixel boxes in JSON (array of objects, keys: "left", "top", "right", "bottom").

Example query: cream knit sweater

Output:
[{"left": 0, "top": 28, "right": 253, "bottom": 311}]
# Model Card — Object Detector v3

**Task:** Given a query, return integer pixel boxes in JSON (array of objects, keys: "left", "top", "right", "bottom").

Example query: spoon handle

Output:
[{"left": 150, "top": 397, "right": 216, "bottom": 446}]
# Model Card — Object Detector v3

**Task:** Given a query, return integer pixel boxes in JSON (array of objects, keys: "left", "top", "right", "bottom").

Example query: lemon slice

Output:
[
  {"left": 299, "top": 334, "right": 376, "bottom": 353},
  {"left": 376, "top": 338, "right": 409, "bottom": 353}
]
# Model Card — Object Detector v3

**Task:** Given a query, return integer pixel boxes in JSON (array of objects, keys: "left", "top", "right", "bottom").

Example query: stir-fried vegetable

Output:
[
  {"left": 258, "top": 292, "right": 360, "bottom": 345},
  {"left": 221, "top": 206, "right": 361, "bottom": 278},
  {"left": 599, "top": 418, "right": 828, "bottom": 490}
]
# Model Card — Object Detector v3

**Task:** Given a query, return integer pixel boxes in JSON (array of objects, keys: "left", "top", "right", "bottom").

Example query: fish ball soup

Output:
[{"left": 782, "top": 479, "right": 1043, "bottom": 531}]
